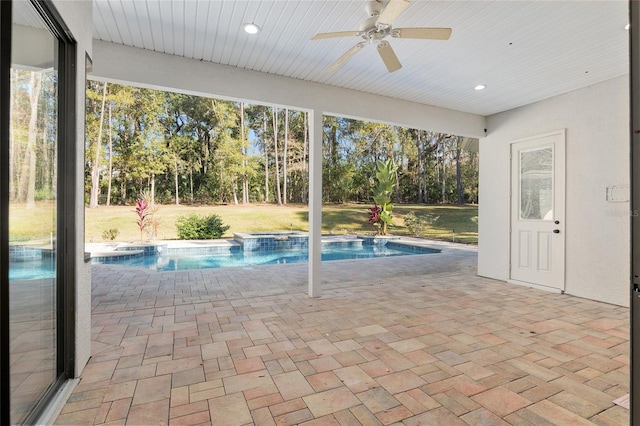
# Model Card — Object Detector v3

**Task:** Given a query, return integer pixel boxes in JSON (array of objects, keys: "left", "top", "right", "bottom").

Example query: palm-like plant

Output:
[{"left": 371, "top": 159, "right": 396, "bottom": 235}]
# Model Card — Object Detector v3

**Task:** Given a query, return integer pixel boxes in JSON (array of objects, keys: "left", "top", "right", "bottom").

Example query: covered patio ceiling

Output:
[{"left": 92, "top": 0, "right": 629, "bottom": 117}]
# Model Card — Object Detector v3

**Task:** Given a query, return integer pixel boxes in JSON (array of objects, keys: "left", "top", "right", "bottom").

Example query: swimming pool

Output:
[
  {"left": 91, "top": 242, "right": 439, "bottom": 272},
  {"left": 9, "top": 260, "right": 55, "bottom": 280}
]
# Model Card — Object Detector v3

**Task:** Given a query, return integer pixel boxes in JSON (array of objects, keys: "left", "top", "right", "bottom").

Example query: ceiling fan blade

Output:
[
  {"left": 377, "top": 0, "right": 411, "bottom": 27},
  {"left": 311, "top": 31, "right": 360, "bottom": 40},
  {"left": 377, "top": 41, "right": 402, "bottom": 73},
  {"left": 392, "top": 27, "right": 452, "bottom": 40},
  {"left": 327, "top": 42, "right": 366, "bottom": 73}
]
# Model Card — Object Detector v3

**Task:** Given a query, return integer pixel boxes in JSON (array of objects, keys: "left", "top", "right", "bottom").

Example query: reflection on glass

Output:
[
  {"left": 9, "top": 1, "right": 58, "bottom": 423},
  {"left": 520, "top": 147, "right": 553, "bottom": 220}
]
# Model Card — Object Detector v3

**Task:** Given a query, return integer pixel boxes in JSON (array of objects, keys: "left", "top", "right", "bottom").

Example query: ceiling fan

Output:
[{"left": 311, "top": 0, "right": 451, "bottom": 73}]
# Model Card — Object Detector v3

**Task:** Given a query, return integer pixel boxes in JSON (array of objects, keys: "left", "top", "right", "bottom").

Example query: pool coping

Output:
[{"left": 86, "top": 235, "right": 465, "bottom": 261}]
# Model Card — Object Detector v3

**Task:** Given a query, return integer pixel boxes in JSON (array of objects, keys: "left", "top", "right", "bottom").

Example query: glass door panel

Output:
[
  {"left": 9, "top": 1, "right": 59, "bottom": 423},
  {"left": 519, "top": 146, "right": 553, "bottom": 221}
]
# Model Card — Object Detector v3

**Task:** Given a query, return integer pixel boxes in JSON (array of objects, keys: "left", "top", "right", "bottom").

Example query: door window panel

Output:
[{"left": 519, "top": 147, "right": 553, "bottom": 221}]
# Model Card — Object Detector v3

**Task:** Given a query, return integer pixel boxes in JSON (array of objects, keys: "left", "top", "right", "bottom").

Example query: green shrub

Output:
[
  {"left": 101, "top": 228, "right": 119, "bottom": 241},
  {"left": 404, "top": 212, "right": 440, "bottom": 237},
  {"left": 175, "top": 214, "right": 230, "bottom": 240},
  {"left": 35, "top": 187, "right": 55, "bottom": 201}
]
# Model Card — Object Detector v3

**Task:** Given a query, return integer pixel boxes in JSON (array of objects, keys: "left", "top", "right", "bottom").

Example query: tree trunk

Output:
[
  {"left": 151, "top": 173, "right": 156, "bottom": 205},
  {"left": 283, "top": 109, "right": 289, "bottom": 204},
  {"left": 441, "top": 143, "right": 446, "bottom": 204},
  {"left": 417, "top": 131, "right": 424, "bottom": 204},
  {"left": 40, "top": 110, "right": 50, "bottom": 201},
  {"left": 23, "top": 71, "right": 42, "bottom": 209},
  {"left": 240, "top": 102, "right": 249, "bottom": 204},
  {"left": 456, "top": 138, "right": 464, "bottom": 205},
  {"left": 106, "top": 102, "right": 113, "bottom": 206},
  {"left": 174, "top": 152, "right": 180, "bottom": 205},
  {"left": 302, "top": 112, "right": 308, "bottom": 203},
  {"left": 393, "top": 156, "right": 400, "bottom": 202},
  {"left": 19, "top": 72, "right": 43, "bottom": 208},
  {"left": 219, "top": 163, "right": 224, "bottom": 204},
  {"left": 120, "top": 178, "right": 126, "bottom": 205},
  {"left": 9, "top": 70, "right": 17, "bottom": 200},
  {"left": 232, "top": 178, "right": 238, "bottom": 205},
  {"left": 273, "top": 108, "right": 282, "bottom": 205},
  {"left": 263, "top": 111, "right": 269, "bottom": 203},
  {"left": 189, "top": 166, "right": 194, "bottom": 204},
  {"left": 89, "top": 81, "right": 108, "bottom": 208}
]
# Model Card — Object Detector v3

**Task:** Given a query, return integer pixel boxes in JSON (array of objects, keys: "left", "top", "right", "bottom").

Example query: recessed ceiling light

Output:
[
  {"left": 474, "top": 84, "right": 486, "bottom": 91},
  {"left": 625, "top": 24, "right": 631, "bottom": 31},
  {"left": 243, "top": 23, "right": 260, "bottom": 35}
]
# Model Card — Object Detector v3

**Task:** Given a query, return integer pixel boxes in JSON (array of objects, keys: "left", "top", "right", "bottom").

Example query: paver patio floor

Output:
[{"left": 55, "top": 242, "right": 629, "bottom": 425}]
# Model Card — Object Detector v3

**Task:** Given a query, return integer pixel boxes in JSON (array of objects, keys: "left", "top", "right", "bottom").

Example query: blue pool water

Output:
[
  {"left": 9, "top": 260, "right": 55, "bottom": 280},
  {"left": 93, "top": 243, "right": 438, "bottom": 272}
]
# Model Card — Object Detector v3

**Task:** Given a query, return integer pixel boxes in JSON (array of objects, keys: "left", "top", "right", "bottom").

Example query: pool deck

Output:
[{"left": 56, "top": 240, "right": 629, "bottom": 425}]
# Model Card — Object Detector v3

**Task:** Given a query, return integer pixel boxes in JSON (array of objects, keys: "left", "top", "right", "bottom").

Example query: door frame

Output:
[
  {"left": 508, "top": 129, "right": 566, "bottom": 293},
  {"left": 630, "top": 1, "right": 639, "bottom": 422},
  {"left": 0, "top": 2, "right": 12, "bottom": 422}
]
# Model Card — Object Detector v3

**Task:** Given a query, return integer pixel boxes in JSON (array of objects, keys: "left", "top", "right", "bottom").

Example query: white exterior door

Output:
[{"left": 510, "top": 131, "right": 565, "bottom": 291}]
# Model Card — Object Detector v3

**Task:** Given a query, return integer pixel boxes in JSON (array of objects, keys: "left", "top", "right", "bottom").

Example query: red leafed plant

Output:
[
  {"left": 368, "top": 204, "right": 382, "bottom": 231},
  {"left": 134, "top": 189, "right": 159, "bottom": 242},
  {"left": 135, "top": 198, "right": 150, "bottom": 242}
]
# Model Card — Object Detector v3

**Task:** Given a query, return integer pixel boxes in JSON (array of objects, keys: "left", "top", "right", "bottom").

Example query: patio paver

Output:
[{"left": 55, "top": 242, "right": 629, "bottom": 425}]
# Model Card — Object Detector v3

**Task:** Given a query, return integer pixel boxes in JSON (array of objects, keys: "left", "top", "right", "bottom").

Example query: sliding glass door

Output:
[
  {"left": 1, "top": 1, "right": 76, "bottom": 423},
  {"left": 8, "top": 1, "right": 59, "bottom": 423}
]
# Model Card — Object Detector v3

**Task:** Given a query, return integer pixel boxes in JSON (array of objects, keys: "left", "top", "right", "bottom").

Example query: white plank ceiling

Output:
[{"left": 92, "top": 0, "right": 629, "bottom": 116}]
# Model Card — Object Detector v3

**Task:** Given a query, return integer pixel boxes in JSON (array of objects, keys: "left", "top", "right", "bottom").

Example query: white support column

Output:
[{"left": 308, "top": 110, "right": 323, "bottom": 298}]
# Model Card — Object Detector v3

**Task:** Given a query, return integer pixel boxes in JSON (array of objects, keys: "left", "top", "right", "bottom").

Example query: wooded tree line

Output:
[
  {"left": 85, "top": 81, "right": 478, "bottom": 207},
  {"left": 9, "top": 68, "right": 57, "bottom": 208}
]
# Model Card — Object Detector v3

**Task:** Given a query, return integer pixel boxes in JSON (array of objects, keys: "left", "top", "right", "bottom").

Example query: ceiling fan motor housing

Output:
[
  {"left": 361, "top": 1, "right": 390, "bottom": 41},
  {"left": 365, "top": 1, "right": 383, "bottom": 18},
  {"left": 360, "top": 16, "right": 386, "bottom": 38}
]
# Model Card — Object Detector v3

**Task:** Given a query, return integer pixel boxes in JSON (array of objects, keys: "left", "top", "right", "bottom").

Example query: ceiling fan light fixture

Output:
[
  {"left": 243, "top": 23, "right": 260, "bottom": 35},
  {"left": 474, "top": 84, "right": 486, "bottom": 91}
]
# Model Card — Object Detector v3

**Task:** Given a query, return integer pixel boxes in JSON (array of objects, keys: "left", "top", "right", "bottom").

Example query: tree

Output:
[
  {"left": 273, "top": 107, "right": 282, "bottom": 205},
  {"left": 15, "top": 71, "right": 43, "bottom": 208},
  {"left": 89, "top": 82, "right": 107, "bottom": 208},
  {"left": 455, "top": 136, "right": 464, "bottom": 205},
  {"left": 283, "top": 108, "right": 289, "bottom": 204},
  {"left": 248, "top": 106, "right": 271, "bottom": 203},
  {"left": 84, "top": 81, "right": 478, "bottom": 207},
  {"left": 106, "top": 102, "right": 114, "bottom": 206},
  {"left": 302, "top": 112, "right": 308, "bottom": 202},
  {"left": 240, "top": 102, "right": 249, "bottom": 204},
  {"left": 9, "top": 68, "right": 58, "bottom": 214}
]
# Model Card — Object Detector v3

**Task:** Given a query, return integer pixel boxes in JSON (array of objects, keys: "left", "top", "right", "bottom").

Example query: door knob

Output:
[
  {"left": 554, "top": 220, "right": 560, "bottom": 225},
  {"left": 553, "top": 229, "right": 560, "bottom": 234}
]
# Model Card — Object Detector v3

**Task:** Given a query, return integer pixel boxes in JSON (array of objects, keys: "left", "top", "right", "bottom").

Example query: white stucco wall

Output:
[
  {"left": 52, "top": 0, "right": 93, "bottom": 377},
  {"left": 479, "top": 75, "right": 630, "bottom": 307},
  {"left": 90, "top": 40, "right": 485, "bottom": 138}
]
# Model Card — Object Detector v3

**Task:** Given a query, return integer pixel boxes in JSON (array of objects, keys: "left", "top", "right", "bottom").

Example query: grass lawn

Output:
[
  {"left": 83, "top": 203, "right": 478, "bottom": 244},
  {"left": 8, "top": 201, "right": 56, "bottom": 241}
]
